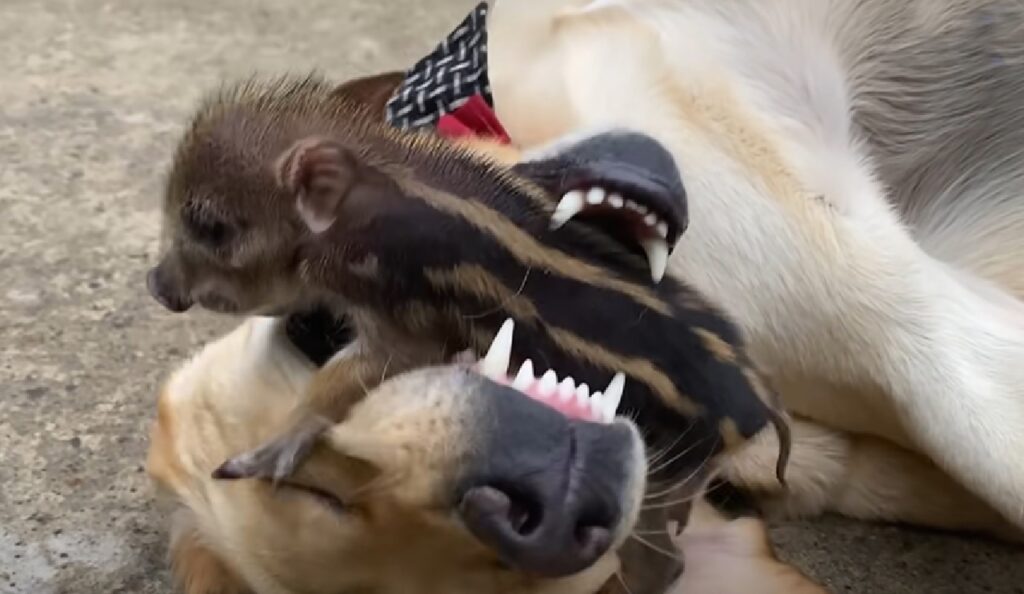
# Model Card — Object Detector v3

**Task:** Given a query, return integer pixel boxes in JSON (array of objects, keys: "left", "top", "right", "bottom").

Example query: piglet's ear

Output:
[{"left": 275, "top": 137, "right": 355, "bottom": 234}]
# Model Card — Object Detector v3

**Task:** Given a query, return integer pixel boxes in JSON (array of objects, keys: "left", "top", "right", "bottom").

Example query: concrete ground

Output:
[{"left": 0, "top": 0, "right": 1021, "bottom": 592}]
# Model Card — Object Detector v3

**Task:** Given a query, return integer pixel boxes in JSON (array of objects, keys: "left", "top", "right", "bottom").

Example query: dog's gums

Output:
[{"left": 473, "top": 318, "right": 626, "bottom": 424}]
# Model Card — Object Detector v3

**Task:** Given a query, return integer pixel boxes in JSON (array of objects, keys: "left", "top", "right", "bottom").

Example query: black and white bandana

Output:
[{"left": 385, "top": 2, "right": 493, "bottom": 131}]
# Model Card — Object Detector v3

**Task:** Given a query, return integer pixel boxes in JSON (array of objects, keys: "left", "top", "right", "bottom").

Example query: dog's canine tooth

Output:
[
  {"left": 641, "top": 237, "right": 670, "bottom": 283},
  {"left": 643, "top": 212, "right": 658, "bottom": 227},
  {"left": 558, "top": 376, "right": 577, "bottom": 401},
  {"left": 538, "top": 369, "right": 558, "bottom": 396},
  {"left": 656, "top": 221, "right": 669, "bottom": 239},
  {"left": 550, "top": 190, "right": 586, "bottom": 230},
  {"left": 514, "top": 359, "right": 535, "bottom": 390},
  {"left": 603, "top": 372, "right": 626, "bottom": 422},
  {"left": 585, "top": 187, "right": 607, "bottom": 205},
  {"left": 481, "top": 318, "right": 515, "bottom": 378},
  {"left": 608, "top": 193, "right": 625, "bottom": 208}
]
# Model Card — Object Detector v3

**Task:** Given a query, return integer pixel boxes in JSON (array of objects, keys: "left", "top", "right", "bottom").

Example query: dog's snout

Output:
[
  {"left": 146, "top": 264, "right": 193, "bottom": 313},
  {"left": 458, "top": 379, "right": 640, "bottom": 577}
]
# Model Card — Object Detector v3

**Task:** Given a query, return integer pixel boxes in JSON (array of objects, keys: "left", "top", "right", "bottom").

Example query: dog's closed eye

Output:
[{"left": 274, "top": 481, "right": 348, "bottom": 515}]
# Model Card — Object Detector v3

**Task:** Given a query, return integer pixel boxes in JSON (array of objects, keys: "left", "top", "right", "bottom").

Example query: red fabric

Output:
[{"left": 436, "top": 94, "right": 511, "bottom": 144}]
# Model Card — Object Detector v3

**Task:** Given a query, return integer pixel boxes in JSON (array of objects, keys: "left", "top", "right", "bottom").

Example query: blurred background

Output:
[{"left": 0, "top": 1, "right": 1021, "bottom": 592}]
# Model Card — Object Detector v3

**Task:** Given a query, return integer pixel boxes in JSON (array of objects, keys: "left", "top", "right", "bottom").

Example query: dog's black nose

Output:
[
  {"left": 459, "top": 482, "right": 613, "bottom": 577},
  {"left": 457, "top": 379, "right": 639, "bottom": 577}
]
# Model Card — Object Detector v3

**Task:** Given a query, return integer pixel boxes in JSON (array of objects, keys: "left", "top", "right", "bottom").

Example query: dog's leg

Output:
[
  {"left": 651, "top": 75, "right": 1024, "bottom": 532},
  {"left": 721, "top": 418, "right": 1022, "bottom": 542},
  {"left": 861, "top": 267, "right": 1024, "bottom": 530}
]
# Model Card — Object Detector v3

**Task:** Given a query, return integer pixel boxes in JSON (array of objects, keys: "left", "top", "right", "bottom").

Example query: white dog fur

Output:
[{"left": 486, "top": 0, "right": 1024, "bottom": 534}]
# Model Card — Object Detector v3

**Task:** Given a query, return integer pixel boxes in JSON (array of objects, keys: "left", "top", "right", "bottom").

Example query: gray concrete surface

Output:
[{"left": 0, "top": 0, "right": 1020, "bottom": 592}]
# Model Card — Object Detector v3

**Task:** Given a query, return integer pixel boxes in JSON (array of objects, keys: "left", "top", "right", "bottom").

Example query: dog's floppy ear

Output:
[
  {"left": 331, "top": 71, "right": 405, "bottom": 120},
  {"left": 169, "top": 510, "right": 253, "bottom": 594}
]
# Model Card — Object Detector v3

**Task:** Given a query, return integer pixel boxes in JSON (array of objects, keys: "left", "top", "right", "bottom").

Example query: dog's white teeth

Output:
[
  {"left": 641, "top": 237, "right": 669, "bottom": 283},
  {"left": 538, "top": 369, "right": 558, "bottom": 397},
  {"left": 644, "top": 212, "right": 658, "bottom": 226},
  {"left": 608, "top": 193, "right": 625, "bottom": 209},
  {"left": 513, "top": 359, "right": 535, "bottom": 391},
  {"left": 602, "top": 372, "right": 625, "bottom": 422},
  {"left": 481, "top": 318, "right": 515, "bottom": 379},
  {"left": 589, "top": 391, "right": 606, "bottom": 421},
  {"left": 575, "top": 383, "right": 591, "bottom": 408},
  {"left": 551, "top": 190, "right": 586, "bottom": 230},
  {"left": 656, "top": 221, "right": 669, "bottom": 239},
  {"left": 586, "top": 187, "right": 607, "bottom": 206},
  {"left": 625, "top": 199, "right": 641, "bottom": 213},
  {"left": 557, "top": 376, "right": 577, "bottom": 402}
]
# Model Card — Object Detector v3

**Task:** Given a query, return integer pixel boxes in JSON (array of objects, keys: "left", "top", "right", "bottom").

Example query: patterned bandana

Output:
[{"left": 385, "top": 2, "right": 510, "bottom": 143}]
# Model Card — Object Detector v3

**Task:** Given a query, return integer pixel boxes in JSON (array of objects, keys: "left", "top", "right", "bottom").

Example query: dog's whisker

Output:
[
  {"left": 646, "top": 423, "right": 693, "bottom": 465},
  {"left": 645, "top": 453, "right": 717, "bottom": 502},
  {"left": 628, "top": 533, "right": 680, "bottom": 561},
  {"left": 348, "top": 468, "right": 404, "bottom": 501},
  {"left": 631, "top": 528, "right": 673, "bottom": 536},
  {"left": 645, "top": 442, "right": 714, "bottom": 499},
  {"left": 646, "top": 432, "right": 708, "bottom": 478},
  {"left": 641, "top": 483, "right": 724, "bottom": 511},
  {"left": 615, "top": 571, "right": 636, "bottom": 594},
  {"left": 379, "top": 354, "right": 394, "bottom": 385}
]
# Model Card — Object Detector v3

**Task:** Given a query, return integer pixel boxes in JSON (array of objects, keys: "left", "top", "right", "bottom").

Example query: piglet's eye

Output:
[{"left": 182, "top": 209, "right": 233, "bottom": 248}]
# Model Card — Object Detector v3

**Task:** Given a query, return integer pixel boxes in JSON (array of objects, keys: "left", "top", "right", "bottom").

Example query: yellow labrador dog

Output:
[
  {"left": 147, "top": 314, "right": 825, "bottom": 594},
  {"left": 486, "top": 0, "right": 1024, "bottom": 537}
]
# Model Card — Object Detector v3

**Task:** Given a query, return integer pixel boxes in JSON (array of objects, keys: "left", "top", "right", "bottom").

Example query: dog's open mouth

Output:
[
  {"left": 552, "top": 183, "right": 678, "bottom": 282},
  {"left": 513, "top": 131, "right": 689, "bottom": 284},
  {"left": 469, "top": 318, "right": 625, "bottom": 424}
]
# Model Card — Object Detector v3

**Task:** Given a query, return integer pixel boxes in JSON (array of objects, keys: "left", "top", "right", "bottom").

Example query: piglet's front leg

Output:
[{"left": 213, "top": 345, "right": 393, "bottom": 482}]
